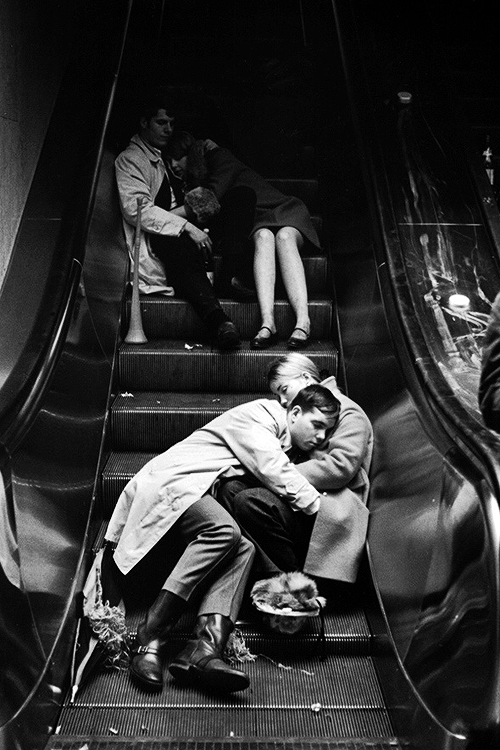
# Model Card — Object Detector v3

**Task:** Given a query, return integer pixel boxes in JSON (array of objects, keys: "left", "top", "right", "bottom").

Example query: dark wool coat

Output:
[{"left": 205, "top": 146, "right": 321, "bottom": 250}]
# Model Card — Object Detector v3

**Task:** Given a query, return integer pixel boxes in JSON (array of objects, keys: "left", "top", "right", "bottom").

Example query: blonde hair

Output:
[{"left": 267, "top": 353, "right": 321, "bottom": 387}]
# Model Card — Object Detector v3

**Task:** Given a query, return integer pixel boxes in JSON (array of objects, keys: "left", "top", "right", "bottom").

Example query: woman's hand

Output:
[{"left": 203, "top": 138, "right": 218, "bottom": 151}]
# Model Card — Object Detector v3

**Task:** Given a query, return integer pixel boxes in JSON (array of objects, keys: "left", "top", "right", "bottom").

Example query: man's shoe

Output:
[
  {"left": 169, "top": 614, "right": 250, "bottom": 693},
  {"left": 216, "top": 321, "right": 241, "bottom": 350},
  {"left": 130, "top": 643, "right": 165, "bottom": 690}
]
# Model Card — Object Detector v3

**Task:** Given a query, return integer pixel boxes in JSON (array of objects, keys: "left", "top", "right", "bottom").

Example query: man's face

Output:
[
  {"left": 140, "top": 109, "right": 175, "bottom": 149},
  {"left": 287, "top": 405, "right": 337, "bottom": 452}
]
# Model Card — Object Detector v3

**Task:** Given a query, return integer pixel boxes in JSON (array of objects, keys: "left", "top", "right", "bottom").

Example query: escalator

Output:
[
  {"left": 45, "top": 167, "right": 401, "bottom": 747},
  {"left": 1, "top": 2, "right": 500, "bottom": 750}
]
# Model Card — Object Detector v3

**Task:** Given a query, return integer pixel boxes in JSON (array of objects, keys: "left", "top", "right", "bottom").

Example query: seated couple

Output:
[
  {"left": 115, "top": 93, "right": 320, "bottom": 350},
  {"left": 101, "top": 353, "right": 372, "bottom": 694}
]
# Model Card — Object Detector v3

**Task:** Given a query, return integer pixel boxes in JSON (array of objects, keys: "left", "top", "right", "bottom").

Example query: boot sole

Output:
[{"left": 169, "top": 662, "right": 250, "bottom": 692}]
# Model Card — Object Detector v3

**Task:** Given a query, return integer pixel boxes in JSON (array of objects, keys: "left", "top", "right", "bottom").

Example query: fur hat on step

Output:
[{"left": 250, "top": 571, "right": 326, "bottom": 635}]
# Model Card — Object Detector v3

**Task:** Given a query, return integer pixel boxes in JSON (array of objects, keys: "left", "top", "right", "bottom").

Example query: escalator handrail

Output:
[
  {"left": 0, "top": 0, "right": 133, "bottom": 457},
  {"left": 332, "top": 0, "right": 500, "bottom": 735}
]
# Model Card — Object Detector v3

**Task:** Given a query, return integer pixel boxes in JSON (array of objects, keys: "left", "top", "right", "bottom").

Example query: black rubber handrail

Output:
[{"left": 332, "top": 0, "right": 500, "bottom": 736}]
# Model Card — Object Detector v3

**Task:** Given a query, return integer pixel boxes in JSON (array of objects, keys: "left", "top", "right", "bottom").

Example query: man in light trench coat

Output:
[{"left": 104, "top": 384, "right": 340, "bottom": 694}]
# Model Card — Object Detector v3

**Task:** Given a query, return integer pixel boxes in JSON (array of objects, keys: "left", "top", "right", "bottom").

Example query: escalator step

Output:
[
  {"left": 54, "top": 654, "right": 395, "bottom": 739},
  {"left": 110, "top": 392, "right": 268, "bottom": 451},
  {"left": 100, "top": 452, "right": 156, "bottom": 516},
  {"left": 209, "top": 252, "right": 328, "bottom": 292},
  {"left": 130, "top": 297, "right": 333, "bottom": 342},
  {"left": 119, "top": 341, "right": 337, "bottom": 393},
  {"left": 48, "top": 738, "right": 401, "bottom": 750}
]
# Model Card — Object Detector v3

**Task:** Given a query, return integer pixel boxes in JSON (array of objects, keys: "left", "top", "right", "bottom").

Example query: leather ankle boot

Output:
[
  {"left": 130, "top": 590, "right": 185, "bottom": 691},
  {"left": 168, "top": 613, "right": 250, "bottom": 693}
]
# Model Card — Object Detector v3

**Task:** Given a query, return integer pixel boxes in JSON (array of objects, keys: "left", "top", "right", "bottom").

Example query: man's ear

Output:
[
  {"left": 289, "top": 405, "right": 302, "bottom": 423},
  {"left": 139, "top": 116, "right": 148, "bottom": 130}
]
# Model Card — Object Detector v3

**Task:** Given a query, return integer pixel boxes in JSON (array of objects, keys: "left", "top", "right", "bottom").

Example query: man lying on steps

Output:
[{"left": 104, "top": 384, "right": 340, "bottom": 694}]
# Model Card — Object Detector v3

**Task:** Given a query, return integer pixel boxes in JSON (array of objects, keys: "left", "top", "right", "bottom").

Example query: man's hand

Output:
[{"left": 183, "top": 222, "right": 213, "bottom": 265}]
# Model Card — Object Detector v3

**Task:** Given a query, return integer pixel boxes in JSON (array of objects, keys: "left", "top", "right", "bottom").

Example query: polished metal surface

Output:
[
  {"left": 333, "top": 1, "right": 500, "bottom": 746},
  {"left": 2, "top": 1, "right": 500, "bottom": 749},
  {"left": 0, "top": 145, "right": 128, "bottom": 748}
]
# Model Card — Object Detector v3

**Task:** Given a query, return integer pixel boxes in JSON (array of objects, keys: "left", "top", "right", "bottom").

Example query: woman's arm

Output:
[{"left": 294, "top": 408, "right": 371, "bottom": 490}]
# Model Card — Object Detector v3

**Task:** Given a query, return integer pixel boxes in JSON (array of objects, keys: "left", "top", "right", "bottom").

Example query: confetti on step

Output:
[{"left": 258, "top": 653, "right": 314, "bottom": 675}]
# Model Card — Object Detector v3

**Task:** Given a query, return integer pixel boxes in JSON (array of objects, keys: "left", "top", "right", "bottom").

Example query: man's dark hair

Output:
[
  {"left": 139, "top": 91, "right": 179, "bottom": 122},
  {"left": 288, "top": 384, "right": 340, "bottom": 423}
]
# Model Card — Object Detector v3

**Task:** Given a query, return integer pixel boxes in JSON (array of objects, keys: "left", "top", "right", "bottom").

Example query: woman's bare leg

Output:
[
  {"left": 252, "top": 228, "right": 277, "bottom": 339},
  {"left": 276, "top": 227, "right": 310, "bottom": 341}
]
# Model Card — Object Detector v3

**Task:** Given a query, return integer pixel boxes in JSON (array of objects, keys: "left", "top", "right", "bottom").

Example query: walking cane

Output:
[{"left": 125, "top": 197, "right": 148, "bottom": 344}]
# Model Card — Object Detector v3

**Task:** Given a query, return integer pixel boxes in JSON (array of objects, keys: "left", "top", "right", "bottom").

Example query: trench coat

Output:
[
  {"left": 115, "top": 134, "right": 185, "bottom": 295},
  {"left": 298, "top": 376, "right": 373, "bottom": 582},
  {"left": 205, "top": 146, "right": 321, "bottom": 250},
  {"left": 105, "top": 399, "right": 321, "bottom": 575}
]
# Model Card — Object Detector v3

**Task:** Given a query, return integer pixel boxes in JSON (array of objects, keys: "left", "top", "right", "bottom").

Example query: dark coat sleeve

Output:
[{"left": 479, "top": 292, "right": 500, "bottom": 431}]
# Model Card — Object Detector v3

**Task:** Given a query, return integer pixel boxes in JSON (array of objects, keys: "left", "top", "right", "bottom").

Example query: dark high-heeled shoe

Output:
[
  {"left": 250, "top": 326, "right": 279, "bottom": 350},
  {"left": 286, "top": 327, "right": 310, "bottom": 350}
]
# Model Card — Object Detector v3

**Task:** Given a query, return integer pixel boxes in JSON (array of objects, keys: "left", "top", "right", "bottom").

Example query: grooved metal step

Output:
[
  {"left": 55, "top": 654, "right": 394, "bottom": 739},
  {"left": 47, "top": 741, "right": 402, "bottom": 750},
  {"left": 100, "top": 451, "right": 155, "bottom": 517},
  {"left": 130, "top": 297, "right": 333, "bottom": 342},
  {"left": 118, "top": 341, "right": 337, "bottom": 393},
  {"left": 110, "top": 392, "right": 268, "bottom": 451},
  {"left": 208, "top": 252, "right": 328, "bottom": 293}
]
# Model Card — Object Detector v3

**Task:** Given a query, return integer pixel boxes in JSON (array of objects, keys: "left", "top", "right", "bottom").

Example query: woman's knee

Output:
[
  {"left": 253, "top": 227, "right": 274, "bottom": 246},
  {"left": 276, "top": 226, "right": 302, "bottom": 248}
]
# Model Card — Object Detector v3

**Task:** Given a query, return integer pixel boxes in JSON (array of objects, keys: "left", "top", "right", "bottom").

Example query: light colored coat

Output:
[
  {"left": 106, "top": 399, "right": 321, "bottom": 575},
  {"left": 299, "top": 377, "right": 373, "bottom": 582},
  {"left": 115, "top": 134, "right": 185, "bottom": 295}
]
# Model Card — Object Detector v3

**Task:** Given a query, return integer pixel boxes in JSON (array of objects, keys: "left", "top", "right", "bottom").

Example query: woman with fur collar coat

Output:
[{"left": 217, "top": 353, "right": 372, "bottom": 584}]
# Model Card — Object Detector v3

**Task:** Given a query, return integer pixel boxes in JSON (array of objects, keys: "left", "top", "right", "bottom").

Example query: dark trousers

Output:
[
  {"left": 150, "top": 232, "right": 228, "bottom": 333},
  {"left": 217, "top": 476, "right": 316, "bottom": 578},
  {"left": 105, "top": 495, "right": 255, "bottom": 623},
  {"left": 213, "top": 186, "right": 256, "bottom": 288},
  {"left": 150, "top": 186, "right": 256, "bottom": 330}
]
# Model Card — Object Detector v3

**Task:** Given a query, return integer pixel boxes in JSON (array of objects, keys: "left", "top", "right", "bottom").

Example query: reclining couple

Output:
[{"left": 103, "top": 353, "right": 372, "bottom": 694}]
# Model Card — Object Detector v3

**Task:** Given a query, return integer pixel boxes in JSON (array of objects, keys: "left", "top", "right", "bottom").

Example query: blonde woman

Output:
[{"left": 218, "top": 353, "right": 373, "bottom": 583}]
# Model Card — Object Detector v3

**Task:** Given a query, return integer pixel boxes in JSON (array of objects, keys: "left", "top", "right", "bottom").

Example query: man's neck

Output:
[{"left": 138, "top": 133, "right": 162, "bottom": 157}]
